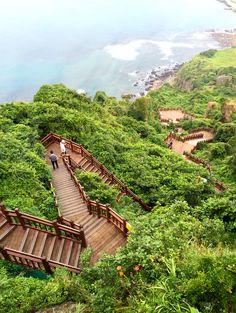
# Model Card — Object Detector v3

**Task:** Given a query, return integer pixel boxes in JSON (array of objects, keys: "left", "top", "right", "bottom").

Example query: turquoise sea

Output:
[{"left": 0, "top": 0, "right": 235, "bottom": 101}]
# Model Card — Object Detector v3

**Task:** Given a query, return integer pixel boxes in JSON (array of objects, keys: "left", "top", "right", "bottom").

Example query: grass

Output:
[{"left": 202, "top": 47, "right": 236, "bottom": 68}]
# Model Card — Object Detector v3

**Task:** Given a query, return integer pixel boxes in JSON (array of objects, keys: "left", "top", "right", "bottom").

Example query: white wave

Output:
[
  {"left": 104, "top": 39, "right": 195, "bottom": 61},
  {"left": 128, "top": 71, "right": 139, "bottom": 77},
  {"left": 104, "top": 40, "right": 146, "bottom": 61}
]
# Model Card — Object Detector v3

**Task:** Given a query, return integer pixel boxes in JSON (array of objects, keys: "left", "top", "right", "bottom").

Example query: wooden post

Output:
[
  {"left": 70, "top": 140, "right": 73, "bottom": 152},
  {"left": 80, "top": 227, "right": 87, "bottom": 248},
  {"left": 0, "top": 204, "right": 12, "bottom": 224},
  {"left": 0, "top": 247, "right": 11, "bottom": 261},
  {"left": 70, "top": 220, "right": 75, "bottom": 229},
  {"left": 53, "top": 221, "right": 61, "bottom": 238},
  {"left": 111, "top": 174, "right": 114, "bottom": 184},
  {"left": 96, "top": 200, "right": 101, "bottom": 218},
  {"left": 68, "top": 155, "right": 72, "bottom": 167},
  {"left": 15, "top": 208, "right": 26, "bottom": 229},
  {"left": 42, "top": 257, "right": 53, "bottom": 274},
  {"left": 58, "top": 216, "right": 63, "bottom": 224},
  {"left": 87, "top": 197, "right": 92, "bottom": 214},
  {"left": 123, "top": 219, "right": 127, "bottom": 236},
  {"left": 106, "top": 205, "right": 110, "bottom": 222}
]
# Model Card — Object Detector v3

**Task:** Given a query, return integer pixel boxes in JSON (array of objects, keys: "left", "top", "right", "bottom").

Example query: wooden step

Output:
[
  {"left": 63, "top": 208, "right": 88, "bottom": 218},
  {"left": 57, "top": 192, "right": 83, "bottom": 201},
  {"left": 77, "top": 214, "right": 94, "bottom": 226},
  {"left": 39, "top": 233, "right": 48, "bottom": 257},
  {"left": 87, "top": 165, "right": 96, "bottom": 172},
  {"left": 80, "top": 160, "right": 91, "bottom": 168},
  {"left": 64, "top": 209, "right": 88, "bottom": 218},
  {"left": 0, "top": 225, "right": 16, "bottom": 242},
  {"left": 0, "top": 219, "right": 7, "bottom": 229},
  {"left": 60, "top": 240, "right": 71, "bottom": 264},
  {"left": 72, "top": 243, "right": 81, "bottom": 268},
  {"left": 78, "top": 157, "right": 89, "bottom": 166},
  {"left": 47, "top": 236, "right": 57, "bottom": 260},
  {"left": 53, "top": 180, "right": 73, "bottom": 186},
  {"left": 57, "top": 188, "right": 83, "bottom": 196},
  {"left": 92, "top": 167, "right": 101, "bottom": 174},
  {"left": 64, "top": 203, "right": 87, "bottom": 212},
  {"left": 60, "top": 198, "right": 85, "bottom": 207},
  {"left": 83, "top": 216, "right": 99, "bottom": 230},
  {"left": 28, "top": 230, "right": 39, "bottom": 254},
  {"left": 0, "top": 220, "right": 9, "bottom": 237},
  {"left": 56, "top": 238, "right": 65, "bottom": 262},
  {"left": 54, "top": 184, "right": 75, "bottom": 191},
  {"left": 65, "top": 240, "right": 74, "bottom": 265},
  {"left": 19, "top": 228, "right": 30, "bottom": 251},
  {"left": 83, "top": 163, "right": 94, "bottom": 171},
  {"left": 63, "top": 201, "right": 86, "bottom": 210},
  {"left": 84, "top": 218, "right": 107, "bottom": 238}
]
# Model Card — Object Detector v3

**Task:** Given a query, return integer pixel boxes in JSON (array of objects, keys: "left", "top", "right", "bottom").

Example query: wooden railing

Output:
[
  {"left": 62, "top": 156, "right": 129, "bottom": 236},
  {"left": 0, "top": 204, "right": 86, "bottom": 247},
  {"left": 183, "top": 133, "right": 204, "bottom": 141},
  {"left": 183, "top": 151, "right": 211, "bottom": 170},
  {"left": 41, "top": 132, "right": 151, "bottom": 211},
  {"left": 87, "top": 199, "right": 127, "bottom": 234},
  {"left": 183, "top": 152, "right": 227, "bottom": 191},
  {"left": 0, "top": 247, "right": 81, "bottom": 274}
]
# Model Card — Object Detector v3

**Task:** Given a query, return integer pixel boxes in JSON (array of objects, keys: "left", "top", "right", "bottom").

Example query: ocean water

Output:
[{"left": 0, "top": 0, "right": 235, "bottom": 102}]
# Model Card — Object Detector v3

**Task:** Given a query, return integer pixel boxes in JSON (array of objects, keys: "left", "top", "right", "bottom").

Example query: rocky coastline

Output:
[
  {"left": 129, "top": 28, "right": 236, "bottom": 98},
  {"left": 131, "top": 63, "right": 183, "bottom": 97}
]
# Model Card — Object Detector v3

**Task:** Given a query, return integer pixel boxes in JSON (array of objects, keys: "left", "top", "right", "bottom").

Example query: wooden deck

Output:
[{"left": 165, "top": 130, "right": 214, "bottom": 156}]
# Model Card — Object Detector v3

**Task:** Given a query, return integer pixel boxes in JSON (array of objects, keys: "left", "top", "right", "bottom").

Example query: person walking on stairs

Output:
[
  {"left": 168, "top": 141, "right": 173, "bottom": 149},
  {"left": 49, "top": 151, "right": 59, "bottom": 170},
  {"left": 60, "top": 139, "right": 66, "bottom": 155}
]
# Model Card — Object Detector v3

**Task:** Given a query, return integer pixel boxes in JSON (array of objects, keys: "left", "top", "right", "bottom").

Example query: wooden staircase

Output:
[
  {"left": 0, "top": 133, "right": 134, "bottom": 273},
  {"left": 51, "top": 159, "right": 127, "bottom": 263},
  {"left": 42, "top": 132, "right": 151, "bottom": 211},
  {"left": 0, "top": 206, "right": 84, "bottom": 273}
]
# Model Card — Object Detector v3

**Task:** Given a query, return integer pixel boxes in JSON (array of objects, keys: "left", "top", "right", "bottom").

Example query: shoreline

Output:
[{"left": 131, "top": 29, "right": 236, "bottom": 96}]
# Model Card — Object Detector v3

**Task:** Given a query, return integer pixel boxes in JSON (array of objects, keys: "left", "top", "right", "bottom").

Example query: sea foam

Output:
[{"left": 104, "top": 39, "right": 195, "bottom": 61}]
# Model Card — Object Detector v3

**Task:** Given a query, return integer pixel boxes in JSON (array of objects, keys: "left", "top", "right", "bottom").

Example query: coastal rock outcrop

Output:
[
  {"left": 216, "top": 75, "right": 233, "bottom": 85},
  {"left": 221, "top": 101, "right": 236, "bottom": 122}
]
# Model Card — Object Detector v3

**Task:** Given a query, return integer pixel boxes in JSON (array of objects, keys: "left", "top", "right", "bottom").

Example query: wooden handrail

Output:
[
  {"left": 41, "top": 132, "right": 151, "bottom": 211},
  {"left": 1, "top": 247, "right": 82, "bottom": 274},
  {"left": 62, "top": 156, "right": 129, "bottom": 236},
  {"left": 0, "top": 204, "right": 86, "bottom": 247}
]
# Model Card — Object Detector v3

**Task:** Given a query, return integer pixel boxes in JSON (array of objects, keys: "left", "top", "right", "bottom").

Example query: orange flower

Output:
[
  {"left": 119, "top": 271, "right": 124, "bottom": 277},
  {"left": 116, "top": 265, "right": 122, "bottom": 271},
  {"left": 133, "top": 265, "right": 140, "bottom": 272}
]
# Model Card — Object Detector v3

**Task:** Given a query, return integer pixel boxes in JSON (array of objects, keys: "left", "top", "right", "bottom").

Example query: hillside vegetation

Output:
[{"left": 0, "top": 48, "right": 236, "bottom": 313}]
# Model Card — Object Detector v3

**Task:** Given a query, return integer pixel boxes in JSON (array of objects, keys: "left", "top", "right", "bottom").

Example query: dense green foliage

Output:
[{"left": 0, "top": 48, "right": 235, "bottom": 313}]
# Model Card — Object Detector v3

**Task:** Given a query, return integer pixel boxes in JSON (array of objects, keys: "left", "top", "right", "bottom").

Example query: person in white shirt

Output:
[{"left": 60, "top": 139, "right": 66, "bottom": 155}]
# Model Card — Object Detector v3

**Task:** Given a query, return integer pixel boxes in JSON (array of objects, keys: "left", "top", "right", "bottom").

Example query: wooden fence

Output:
[
  {"left": 0, "top": 247, "right": 81, "bottom": 274},
  {"left": 0, "top": 204, "right": 86, "bottom": 247}
]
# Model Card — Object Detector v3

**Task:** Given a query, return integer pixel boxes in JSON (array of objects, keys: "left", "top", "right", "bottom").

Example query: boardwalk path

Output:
[
  {"left": 47, "top": 142, "right": 126, "bottom": 263},
  {"left": 165, "top": 130, "right": 214, "bottom": 155}
]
